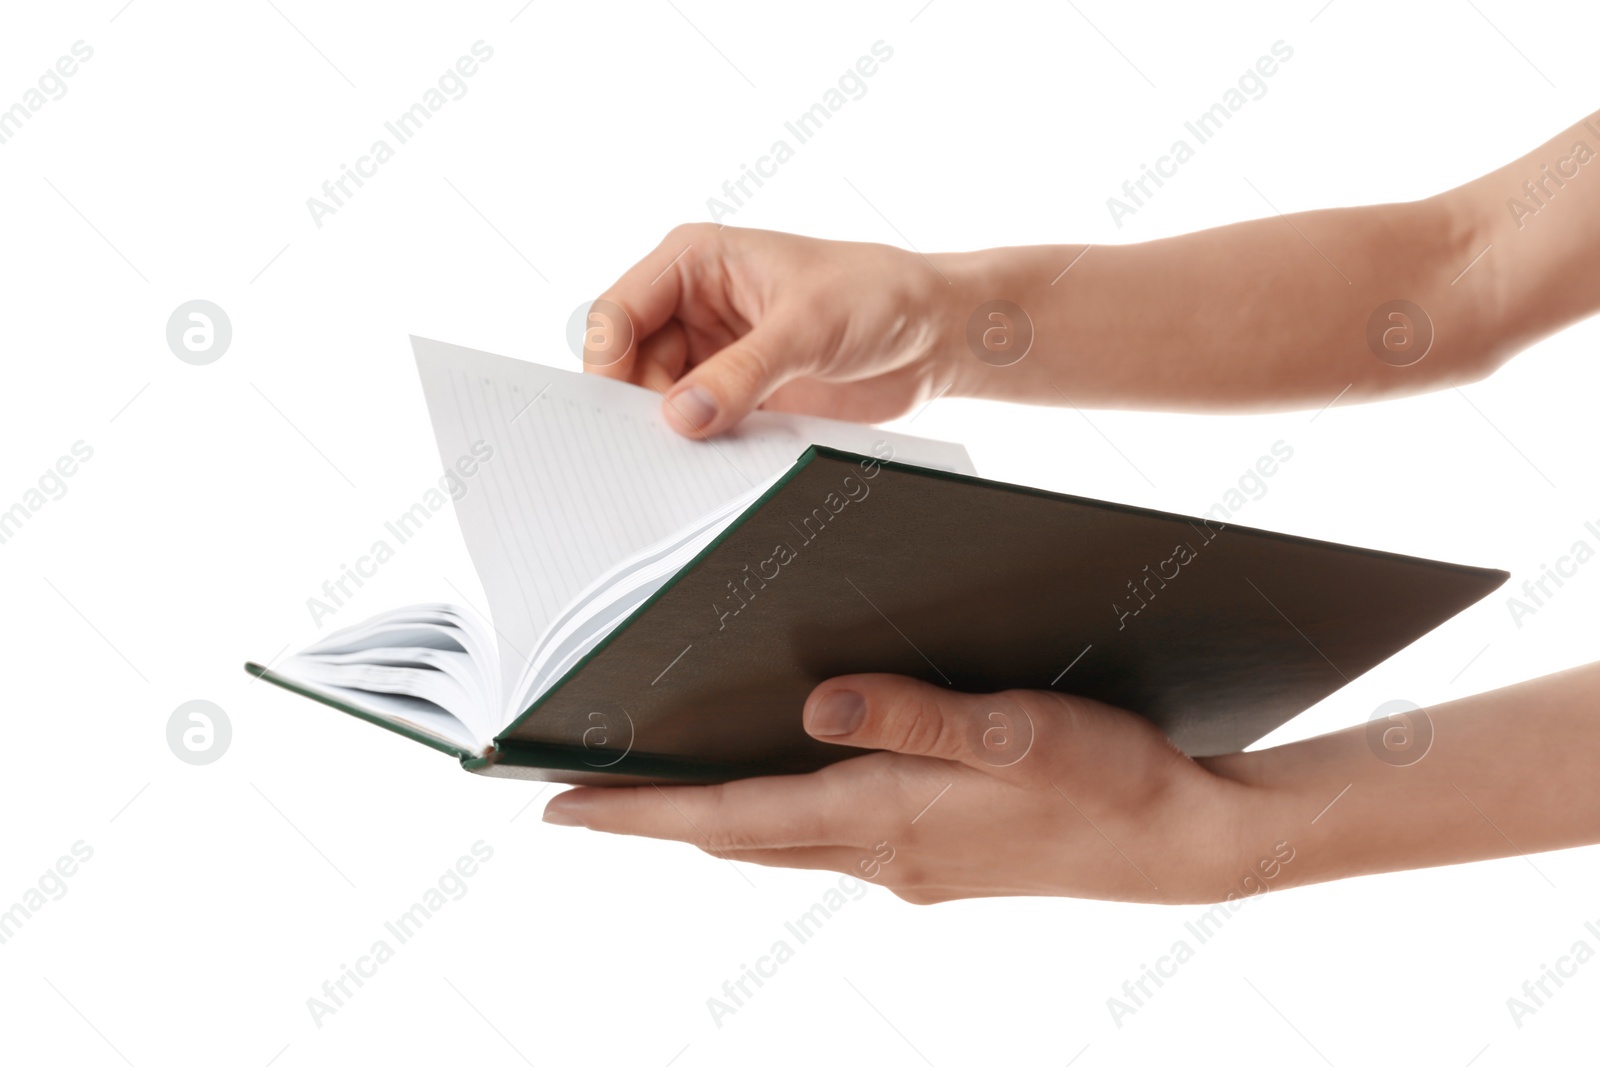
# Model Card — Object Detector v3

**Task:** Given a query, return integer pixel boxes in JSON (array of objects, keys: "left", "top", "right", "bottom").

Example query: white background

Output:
[{"left": 1, "top": 0, "right": 1596, "bottom": 1063}]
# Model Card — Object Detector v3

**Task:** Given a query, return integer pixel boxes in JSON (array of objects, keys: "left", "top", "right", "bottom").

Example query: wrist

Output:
[
  {"left": 1184, "top": 752, "right": 1318, "bottom": 903},
  {"left": 921, "top": 247, "right": 1040, "bottom": 400},
  {"left": 1197, "top": 728, "right": 1395, "bottom": 897},
  {"left": 926, "top": 244, "right": 1093, "bottom": 404}
]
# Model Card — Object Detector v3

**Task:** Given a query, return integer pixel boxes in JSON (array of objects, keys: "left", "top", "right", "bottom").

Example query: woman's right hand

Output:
[{"left": 581, "top": 223, "right": 975, "bottom": 438}]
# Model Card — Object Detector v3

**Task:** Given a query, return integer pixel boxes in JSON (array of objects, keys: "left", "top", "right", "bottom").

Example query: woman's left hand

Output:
[{"left": 540, "top": 673, "right": 1262, "bottom": 905}]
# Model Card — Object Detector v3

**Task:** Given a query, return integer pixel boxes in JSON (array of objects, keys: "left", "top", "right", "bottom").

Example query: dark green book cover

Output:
[{"left": 250, "top": 445, "right": 1506, "bottom": 785}]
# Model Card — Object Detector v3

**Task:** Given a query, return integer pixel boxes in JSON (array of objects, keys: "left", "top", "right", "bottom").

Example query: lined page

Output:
[{"left": 410, "top": 336, "right": 975, "bottom": 701}]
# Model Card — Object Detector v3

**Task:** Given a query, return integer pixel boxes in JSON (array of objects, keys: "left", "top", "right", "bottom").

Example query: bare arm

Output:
[
  {"left": 939, "top": 109, "right": 1600, "bottom": 413},
  {"left": 1203, "top": 662, "right": 1600, "bottom": 891},
  {"left": 587, "top": 109, "right": 1600, "bottom": 434}
]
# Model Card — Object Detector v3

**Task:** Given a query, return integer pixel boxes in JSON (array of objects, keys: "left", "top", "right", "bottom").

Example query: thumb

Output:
[
  {"left": 802, "top": 674, "right": 1038, "bottom": 772},
  {"left": 660, "top": 318, "right": 803, "bottom": 437}
]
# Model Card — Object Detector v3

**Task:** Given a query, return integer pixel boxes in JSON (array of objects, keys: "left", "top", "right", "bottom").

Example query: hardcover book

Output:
[{"left": 247, "top": 337, "right": 1507, "bottom": 784}]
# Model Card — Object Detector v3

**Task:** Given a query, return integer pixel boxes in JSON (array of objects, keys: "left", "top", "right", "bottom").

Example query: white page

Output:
[{"left": 410, "top": 336, "right": 976, "bottom": 702}]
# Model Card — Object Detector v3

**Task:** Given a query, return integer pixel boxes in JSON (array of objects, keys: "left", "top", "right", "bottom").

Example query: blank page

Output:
[{"left": 410, "top": 337, "right": 975, "bottom": 701}]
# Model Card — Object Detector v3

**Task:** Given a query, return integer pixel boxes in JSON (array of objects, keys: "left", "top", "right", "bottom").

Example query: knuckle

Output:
[
  {"left": 727, "top": 337, "right": 775, "bottom": 384},
  {"left": 702, "top": 782, "right": 823, "bottom": 851},
  {"left": 709, "top": 831, "right": 751, "bottom": 852},
  {"left": 1035, "top": 689, "right": 1086, "bottom": 736},
  {"left": 887, "top": 693, "right": 966, "bottom": 761},
  {"left": 665, "top": 221, "right": 714, "bottom": 246},
  {"left": 882, "top": 855, "right": 929, "bottom": 890},
  {"left": 892, "top": 887, "right": 944, "bottom": 907},
  {"left": 705, "top": 827, "right": 756, "bottom": 853},
  {"left": 697, "top": 785, "right": 747, "bottom": 850},
  {"left": 985, "top": 694, "right": 1062, "bottom": 767}
]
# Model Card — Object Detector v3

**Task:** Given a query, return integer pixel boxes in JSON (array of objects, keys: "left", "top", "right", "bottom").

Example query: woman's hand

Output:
[
  {"left": 540, "top": 674, "right": 1265, "bottom": 905},
  {"left": 581, "top": 224, "right": 974, "bottom": 438}
]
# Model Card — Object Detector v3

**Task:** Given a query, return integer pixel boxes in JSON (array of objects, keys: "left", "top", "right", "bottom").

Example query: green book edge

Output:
[{"left": 243, "top": 661, "right": 475, "bottom": 761}]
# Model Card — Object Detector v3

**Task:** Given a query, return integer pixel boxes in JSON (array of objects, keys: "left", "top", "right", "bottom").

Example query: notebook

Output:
[{"left": 247, "top": 337, "right": 1508, "bottom": 784}]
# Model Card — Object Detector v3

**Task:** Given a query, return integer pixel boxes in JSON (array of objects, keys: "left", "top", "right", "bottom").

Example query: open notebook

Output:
[
  {"left": 250, "top": 337, "right": 975, "bottom": 761},
  {"left": 251, "top": 337, "right": 1506, "bottom": 784}
]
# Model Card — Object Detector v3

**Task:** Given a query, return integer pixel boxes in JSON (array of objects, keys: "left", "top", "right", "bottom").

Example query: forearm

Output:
[
  {"left": 936, "top": 109, "right": 1600, "bottom": 413},
  {"left": 1200, "top": 661, "right": 1600, "bottom": 892}
]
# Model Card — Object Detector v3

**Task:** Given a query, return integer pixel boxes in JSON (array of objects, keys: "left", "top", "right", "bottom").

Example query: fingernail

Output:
[
  {"left": 667, "top": 385, "right": 717, "bottom": 430},
  {"left": 807, "top": 690, "right": 866, "bottom": 737},
  {"left": 542, "top": 804, "right": 584, "bottom": 827}
]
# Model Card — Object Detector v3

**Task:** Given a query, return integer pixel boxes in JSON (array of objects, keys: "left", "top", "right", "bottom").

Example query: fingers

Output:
[
  {"left": 660, "top": 314, "right": 807, "bottom": 437},
  {"left": 803, "top": 674, "right": 1038, "bottom": 773},
  {"left": 589, "top": 223, "right": 816, "bottom": 435},
  {"left": 541, "top": 772, "right": 856, "bottom": 851},
  {"left": 584, "top": 226, "right": 704, "bottom": 383},
  {"left": 636, "top": 319, "right": 688, "bottom": 394}
]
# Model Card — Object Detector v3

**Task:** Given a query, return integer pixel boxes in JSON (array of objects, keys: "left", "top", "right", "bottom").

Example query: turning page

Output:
[{"left": 409, "top": 336, "right": 975, "bottom": 705}]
